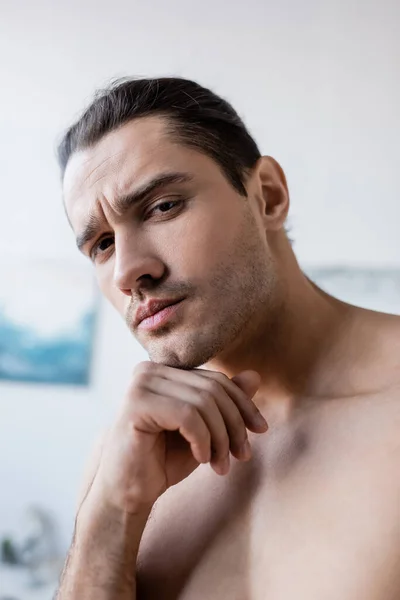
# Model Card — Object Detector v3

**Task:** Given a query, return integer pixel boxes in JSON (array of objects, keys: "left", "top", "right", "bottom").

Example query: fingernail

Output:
[
  {"left": 241, "top": 439, "right": 252, "bottom": 460},
  {"left": 254, "top": 412, "right": 268, "bottom": 429}
]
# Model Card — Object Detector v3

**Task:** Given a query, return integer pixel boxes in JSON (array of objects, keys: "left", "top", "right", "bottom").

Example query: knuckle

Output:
[
  {"left": 131, "top": 371, "right": 147, "bottom": 389},
  {"left": 131, "top": 361, "right": 155, "bottom": 388},
  {"left": 134, "top": 361, "right": 153, "bottom": 376},
  {"left": 199, "top": 388, "right": 212, "bottom": 402},
  {"left": 205, "top": 380, "right": 221, "bottom": 396},
  {"left": 180, "top": 402, "right": 197, "bottom": 426},
  {"left": 213, "top": 372, "right": 229, "bottom": 386},
  {"left": 198, "top": 390, "right": 215, "bottom": 409}
]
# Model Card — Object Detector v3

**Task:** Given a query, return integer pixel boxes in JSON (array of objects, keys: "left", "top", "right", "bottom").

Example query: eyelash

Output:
[
  {"left": 90, "top": 198, "right": 184, "bottom": 261},
  {"left": 145, "top": 198, "right": 183, "bottom": 219}
]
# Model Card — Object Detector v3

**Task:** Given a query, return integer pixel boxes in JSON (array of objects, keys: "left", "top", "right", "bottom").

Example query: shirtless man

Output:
[{"left": 56, "top": 77, "right": 400, "bottom": 600}]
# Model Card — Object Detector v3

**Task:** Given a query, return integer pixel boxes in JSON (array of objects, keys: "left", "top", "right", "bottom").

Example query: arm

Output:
[
  {"left": 55, "top": 497, "right": 151, "bottom": 599},
  {"left": 55, "top": 361, "right": 267, "bottom": 598}
]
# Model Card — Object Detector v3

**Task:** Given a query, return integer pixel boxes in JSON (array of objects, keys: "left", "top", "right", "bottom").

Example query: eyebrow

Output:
[{"left": 76, "top": 171, "right": 193, "bottom": 253}]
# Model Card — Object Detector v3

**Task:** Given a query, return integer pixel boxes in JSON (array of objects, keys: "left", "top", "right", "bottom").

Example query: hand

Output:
[{"left": 78, "top": 362, "right": 268, "bottom": 517}]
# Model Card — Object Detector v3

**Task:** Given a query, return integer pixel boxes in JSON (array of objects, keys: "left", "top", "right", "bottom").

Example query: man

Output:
[{"left": 56, "top": 77, "right": 400, "bottom": 599}]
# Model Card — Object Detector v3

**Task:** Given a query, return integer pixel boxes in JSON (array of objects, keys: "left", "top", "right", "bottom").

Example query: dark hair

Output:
[{"left": 57, "top": 77, "right": 261, "bottom": 196}]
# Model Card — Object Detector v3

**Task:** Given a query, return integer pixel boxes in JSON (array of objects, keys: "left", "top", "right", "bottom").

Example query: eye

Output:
[
  {"left": 157, "top": 200, "right": 177, "bottom": 212},
  {"left": 91, "top": 236, "right": 114, "bottom": 260},
  {"left": 147, "top": 198, "right": 183, "bottom": 218}
]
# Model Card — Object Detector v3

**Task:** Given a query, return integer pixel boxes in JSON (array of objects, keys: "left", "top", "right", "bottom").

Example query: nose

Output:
[{"left": 113, "top": 235, "right": 166, "bottom": 296}]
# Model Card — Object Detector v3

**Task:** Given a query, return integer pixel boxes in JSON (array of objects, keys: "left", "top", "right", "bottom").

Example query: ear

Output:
[{"left": 250, "top": 156, "right": 290, "bottom": 231}]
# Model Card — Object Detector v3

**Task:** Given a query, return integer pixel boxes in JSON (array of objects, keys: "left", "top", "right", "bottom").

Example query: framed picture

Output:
[
  {"left": 305, "top": 267, "right": 400, "bottom": 316},
  {"left": 0, "top": 258, "right": 98, "bottom": 386}
]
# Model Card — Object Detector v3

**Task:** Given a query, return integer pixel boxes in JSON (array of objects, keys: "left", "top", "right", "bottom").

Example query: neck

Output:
[{"left": 205, "top": 237, "right": 353, "bottom": 420}]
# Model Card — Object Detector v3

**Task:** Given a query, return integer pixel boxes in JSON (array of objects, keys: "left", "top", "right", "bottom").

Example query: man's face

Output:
[{"left": 64, "top": 117, "right": 277, "bottom": 369}]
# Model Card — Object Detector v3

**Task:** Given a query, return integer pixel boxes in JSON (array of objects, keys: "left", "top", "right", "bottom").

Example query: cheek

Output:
[
  {"left": 96, "top": 265, "right": 110, "bottom": 296},
  {"left": 96, "top": 265, "right": 126, "bottom": 313},
  {"left": 167, "top": 204, "right": 241, "bottom": 277}
]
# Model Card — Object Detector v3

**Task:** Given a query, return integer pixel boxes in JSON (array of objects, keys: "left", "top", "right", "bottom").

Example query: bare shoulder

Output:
[
  {"left": 363, "top": 309, "right": 400, "bottom": 429},
  {"left": 374, "top": 310, "right": 400, "bottom": 385},
  {"left": 314, "top": 307, "right": 400, "bottom": 443},
  {"left": 354, "top": 307, "right": 400, "bottom": 388}
]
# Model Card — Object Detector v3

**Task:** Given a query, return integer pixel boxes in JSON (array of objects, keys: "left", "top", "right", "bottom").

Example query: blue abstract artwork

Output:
[{"left": 0, "top": 259, "right": 98, "bottom": 386}]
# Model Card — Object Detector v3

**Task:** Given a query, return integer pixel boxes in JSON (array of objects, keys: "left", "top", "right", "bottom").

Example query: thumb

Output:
[{"left": 231, "top": 370, "right": 261, "bottom": 399}]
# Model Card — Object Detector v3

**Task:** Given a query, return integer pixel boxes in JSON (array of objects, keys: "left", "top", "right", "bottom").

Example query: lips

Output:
[{"left": 134, "top": 298, "right": 184, "bottom": 328}]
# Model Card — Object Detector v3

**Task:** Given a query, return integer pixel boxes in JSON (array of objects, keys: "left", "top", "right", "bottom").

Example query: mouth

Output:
[{"left": 137, "top": 299, "right": 185, "bottom": 332}]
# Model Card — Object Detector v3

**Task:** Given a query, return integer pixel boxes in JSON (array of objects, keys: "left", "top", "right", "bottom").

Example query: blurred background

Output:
[{"left": 0, "top": 0, "right": 399, "bottom": 596}]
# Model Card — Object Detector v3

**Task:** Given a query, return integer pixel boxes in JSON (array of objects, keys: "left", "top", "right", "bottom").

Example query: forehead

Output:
[
  {"left": 63, "top": 117, "right": 168, "bottom": 211},
  {"left": 63, "top": 116, "right": 211, "bottom": 229}
]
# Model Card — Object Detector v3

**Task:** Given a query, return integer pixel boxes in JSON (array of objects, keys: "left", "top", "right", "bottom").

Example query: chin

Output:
[
  {"left": 146, "top": 333, "right": 221, "bottom": 370},
  {"left": 147, "top": 347, "right": 205, "bottom": 370}
]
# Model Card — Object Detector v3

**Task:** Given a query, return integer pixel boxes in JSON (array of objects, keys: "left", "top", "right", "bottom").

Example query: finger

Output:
[
  {"left": 191, "top": 376, "right": 252, "bottom": 463},
  {"left": 152, "top": 363, "right": 266, "bottom": 433},
  {"left": 192, "top": 369, "right": 268, "bottom": 433},
  {"left": 230, "top": 370, "right": 261, "bottom": 399},
  {"left": 133, "top": 391, "right": 212, "bottom": 465},
  {"left": 147, "top": 368, "right": 253, "bottom": 464},
  {"left": 142, "top": 376, "right": 231, "bottom": 475}
]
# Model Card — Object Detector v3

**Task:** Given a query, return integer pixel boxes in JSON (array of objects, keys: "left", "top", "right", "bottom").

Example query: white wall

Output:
[{"left": 0, "top": 0, "right": 399, "bottom": 551}]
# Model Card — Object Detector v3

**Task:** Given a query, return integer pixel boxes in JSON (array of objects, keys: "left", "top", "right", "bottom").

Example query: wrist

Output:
[
  {"left": 77, "top": 475, "right": 153, "bottom": 529},
  {"left": 76, "top": 493, "right": 151, "bottom": 547}
]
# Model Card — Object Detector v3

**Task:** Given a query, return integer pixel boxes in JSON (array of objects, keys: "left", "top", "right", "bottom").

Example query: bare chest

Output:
[{"left": 136, "top": 398, "right": 400, "bottom": 600}]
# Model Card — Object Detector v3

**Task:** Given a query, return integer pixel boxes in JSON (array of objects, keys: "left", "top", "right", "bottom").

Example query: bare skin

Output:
[
  {"left": 136, "top": 312, "right": 400, "bottom": 600},
  {"left": 62, "top": 116, "right": 400, "bottom": 599}
]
